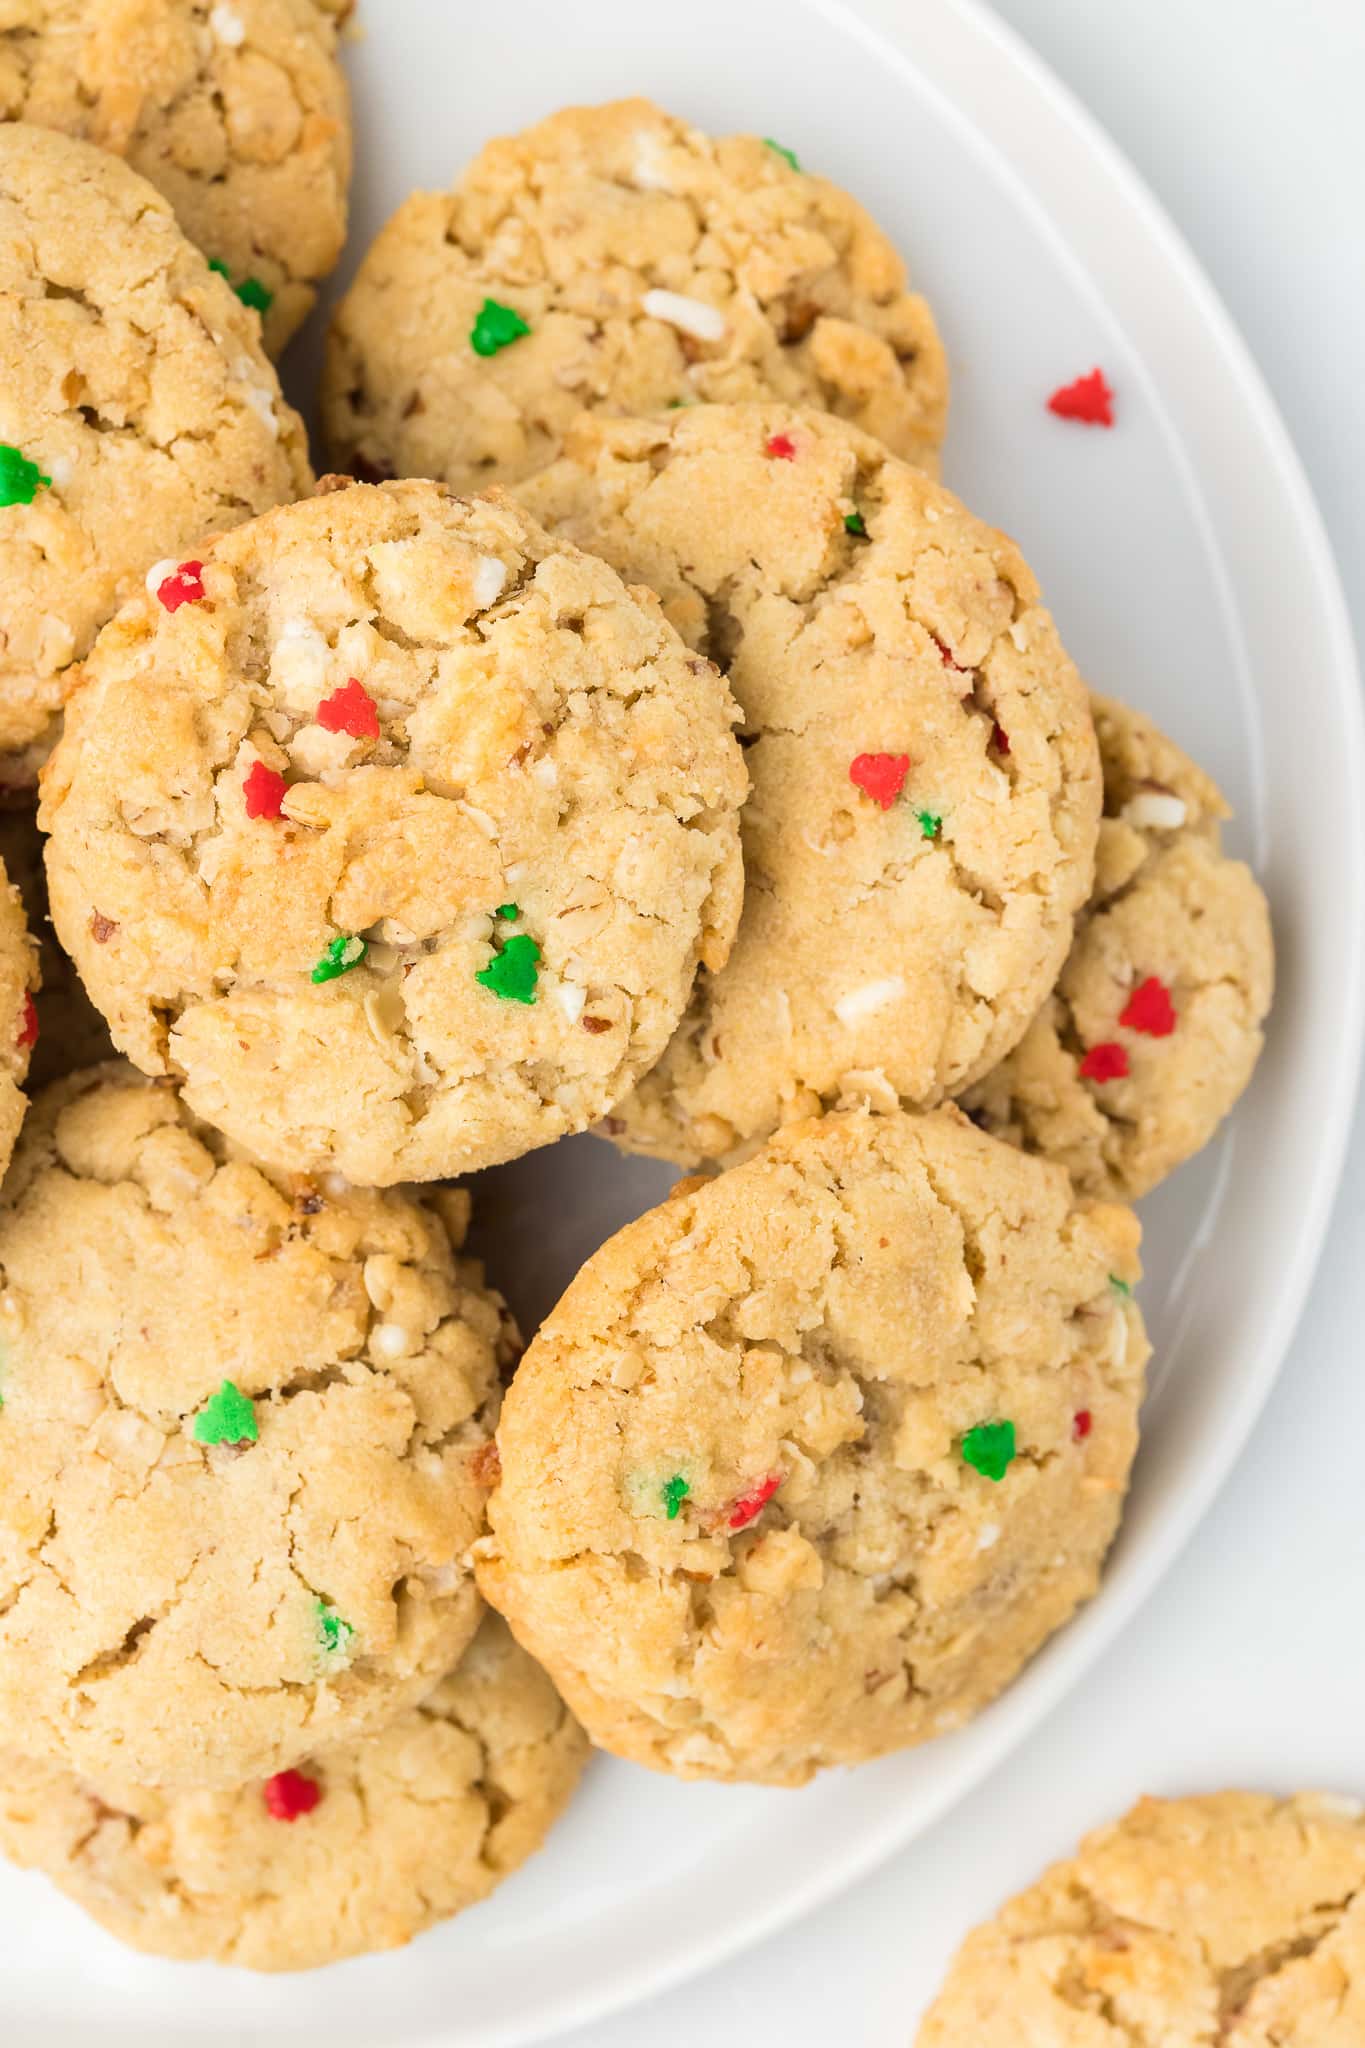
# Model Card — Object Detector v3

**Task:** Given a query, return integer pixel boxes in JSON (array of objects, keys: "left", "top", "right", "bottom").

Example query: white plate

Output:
[{"left": 6, "top": 1, "right": 1362, "bottom": 2042}]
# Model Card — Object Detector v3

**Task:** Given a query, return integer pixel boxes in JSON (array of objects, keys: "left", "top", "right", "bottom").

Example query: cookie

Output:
[
  {"left": 476, "top": 1106, "right": 1147, "bottom": 1786},
  {"left": 0, "top": 125, "right": 311, "bottom": 779},
  {"left": 518, "top": 403, "right": 1102, "bottom": 1167},
  {"left": 961, "top": 694, "right": 1274, "bottom": 1199},
  {"left": 0, "top": 846, "right": 38, "bottom": 1175},
  {"left": 0, "top": 808, "right": 112, "bottom": 1089},
  {"left": 917, "top": 1791, "right": 1365, "bottom": 2046},
  {"left": 40, "top": 479, "right": 746, "bottom": 1185},
  {"left": 0, "top": 1063, "right": 513, "bottom": 1789},
  {"left": 0, "top": 0, "right": 352, "bottom": 354},
  {"left": 322, "top": 96, "right": 948, "bottom": 496},
  {"left": 0, "top": 1614, "right": 587, "bottom": 1971}
]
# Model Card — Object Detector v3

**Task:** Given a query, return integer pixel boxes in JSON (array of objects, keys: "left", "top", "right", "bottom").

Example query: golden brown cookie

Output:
[
  {"left": 518, "top": 403, "right": 1102, "bottom": 1167},
  {"left": 0, "top": 1615, "right": 587, "bottom": 1971},
  {"left": 961, "top": 694, "right": 1274, "bottom": 1199},
  {"left": 40, "top": 479, "right": 746, "bottom": 1184},
  {"left": 0, "top": 1063, "right": 514, "bottom": 1789},
  {"left": 476, "top": 1106, "right": 1147, "bottom": 1786},
  {"left": 0, "top": 0, "right": 352, "bottom": 353},
  {"left": 322, "top": 97, "right": 948, "bottom": 493},
  {"left": 917, "top": 1792, "right": 1365, "bottom": 2046},
  {"left": 0, "top": 124, "right": 311, "bottom": 780}
]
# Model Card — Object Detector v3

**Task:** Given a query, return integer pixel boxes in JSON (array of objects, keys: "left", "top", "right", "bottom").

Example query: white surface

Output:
[
  {"left": 4, "top": 3, "right": 1361, "bottom": 2043},
  {"left": 573, "top": 3, "right": 1365, "bottom": 2043}
]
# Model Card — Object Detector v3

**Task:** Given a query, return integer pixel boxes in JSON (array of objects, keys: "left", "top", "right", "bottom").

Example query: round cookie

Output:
[
  {"left": 961, "top": 694, "right": 1274, "bottom": 1200},
  {"left": 0, "top": 807, "right": 111, "bottom": 1088},
  {"left": 0, "top": 125, "right": 311, "bottom": 780},
  {"left": 0, "top": 1614, "right": 587, "bottom": 1971},
  {"left": 0, "top": 846, "right": 38, "bottom": 1176},
  {"left": 0, "top": 0, "right": 352, "bottom": 354},
  {"left": 476, "top": 1106, "right": 1148, "bottom": 1787},
  {"left": 322, "top": 96, "right": 948, "bottom": 495},
  {"left": 40, "top": 478, "right": 746, "bottom": 1185},
  {"left": 918, "top": 1791, "right": 1365, "bottom": 2046},
  {"left": 0, "top": 1062, "right": 514, "bottom": 1789},
  {"left": 518, "top": 403, "right": 1102, "bottom": 1168}
]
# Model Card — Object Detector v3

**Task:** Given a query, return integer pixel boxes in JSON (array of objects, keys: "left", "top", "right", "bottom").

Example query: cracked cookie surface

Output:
[
  {"left": 476, "top": 1106, "right": 1147, "bottom": 1786},
  {"left": 0, "top": 0, "right": 352, "bottom": 354},
  {"left": 0, "top": 1614, "right": 587, "bottom": 1970},
  {"left": 962, "top": 694, "right": 1274, "bottom": 1200},
  {"left": 322, "top": 96, "right": 948, "bottom": 495},
  {"left": 518, "top": 404, "right": 1102, "bottom": 1167},
  {"left": 0, "top": 124, "right": 311, "bottom": 777},
  {"left": 917, "top": 1791, "right": 1365, "bottom": 2047},
  {"left": 0, "top": 1063, "right": 513, "bottom": 1789},
  {"left": 40, "top": 479, "right": 746, "bottom": 1184}
]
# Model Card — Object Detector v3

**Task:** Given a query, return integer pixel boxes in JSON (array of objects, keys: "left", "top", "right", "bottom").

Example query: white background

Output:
[{"left": 564, "top": 3, "right": 1365, "bottom": 2041}]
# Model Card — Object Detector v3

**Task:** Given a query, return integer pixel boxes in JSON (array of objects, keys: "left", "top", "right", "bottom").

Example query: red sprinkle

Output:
[
  {"left": 156, "top": 561, "right": 205, "bottom": 612},
  {"left": 1078, "top": 1041, "right": 1130, "bottom": 1084},
  {"left": 316, "top": 677, "right": 380, "bottom": 741},
  {"left": 1119, "top": 975, "right": 1177, "bottom": 1038},
  {"left": 1073, "top": 1409, "right": 1093, "bottom": 1441},
  {"left": 1047, "top": 369, "right": 1115, "bottom": 427},
  {"left": 242, "top": 761, "right": 287, "bottom": 820},
  {"left": 849, "top": 751, "right": 910, "bottom": 810},
  {"left": 991, "top": 722, "right": 1011, "bottom": 756},
  {"left": 765, "top": 433, "right": 797, "bottom": 460},
  {"left": 931, "top": 633, "right": 965, "bottom": 672},
  {"left": 16, "top": 992, "right": 37, "bottom": 1050},
  {"left": 727, "top": 1473, "right": 782, "bottom": 1531},
  {"left": 263, "top": 1769, "right": 322, "bottom": 1821}
]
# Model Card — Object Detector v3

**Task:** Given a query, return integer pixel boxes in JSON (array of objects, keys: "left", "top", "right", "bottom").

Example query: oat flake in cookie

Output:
[
  {"left": 962, "top": 692, "right": 1275, "bottom": 1200},
  {"left": 0, "top": 1063, "right": 513, "bottom": 1790},
  {"left": 322, "top": 96, "right": 948, "bottom": 495},
  {"left": 918, "top": 1791, "right": 1365, "bottom": 2046},
  {"left": 519, "top": 404, "right": 1102, "bottom": 1168},
  {"left": 0, "top": 0, "right": 353, "bottom": 354},
  {"left": 0, "top": 1617, "right": 587, "bottom": 1971},
  {"left": 40, "top": 479, "right": 746, "bottom": 1184},
  {"left": 0, "top": 125, "right": 311, "bottom": 783},
  {"left": 476, "top": 1106, "right": 1148, "bottom": 1787}
]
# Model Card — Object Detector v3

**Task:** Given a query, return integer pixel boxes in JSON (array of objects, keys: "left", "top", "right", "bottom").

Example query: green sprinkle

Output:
[
  {"left": 960, "top": 1420, "right": 1016, "bottom": 1483},
  {"left": 476, "top": 931, "right": 541, "bottom": 1005},
  {"left": 764, "top": 138, "right": 800, "bottom": 172},
  {"left": 209, "top": 259, "right": 274, "bottom": 315},
  {"left": 470, "top": 297, "right": 530, "bottom": 357},
  {"left": 315, "top": 1600, "right": 354, "bottom": 1661},
  {"left": 495, "top": 902, "right": 521, "bottom": 921},
  {"left": 1109, "top": 1273, "right": 1133, "bottom": 1298},
  {"left": 311, "top": 934, "right": 368, "bottom": 984},
  {"left": 0, "top": 443, "right": 51, "bottom": 508},
  {"left": 193, "top": 1379, "right": 258, "bottom": 1447},
  {"left": 666, "top": 397, "right": 695, "bottom": 409},
  {"left": 916, "top": 809, "right": 942, "bottom": 840},
  {"left": 662, "top": 1473, "right": 690, "bottom": 1520},
  {"left": 844, "top": 510, "right": 867, "bottom": 537}
]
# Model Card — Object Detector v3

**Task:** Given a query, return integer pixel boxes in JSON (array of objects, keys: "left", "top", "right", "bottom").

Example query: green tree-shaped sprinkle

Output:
[
  {"left": 0, "top": 444, "right": 51, "bottom": 508},
  {"left": 960, "top": 1420, "right": 1016, "bottom": 1483},
  {"left": 194, "top": 1380, "right": 259, "bottom": 1446},
  {"left": 470, "top": 297, "right": 530, "bottom": 357}
]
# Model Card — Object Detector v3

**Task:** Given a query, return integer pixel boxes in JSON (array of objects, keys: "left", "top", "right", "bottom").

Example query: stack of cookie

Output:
[{"left": 0, "top": 51, "right": 1274, "bottom": 1975}]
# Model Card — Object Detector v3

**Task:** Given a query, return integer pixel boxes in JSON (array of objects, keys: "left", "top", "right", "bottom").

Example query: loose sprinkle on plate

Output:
[{"left": 1047, "top": 367, "right": 1115, "bottom": 426}]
